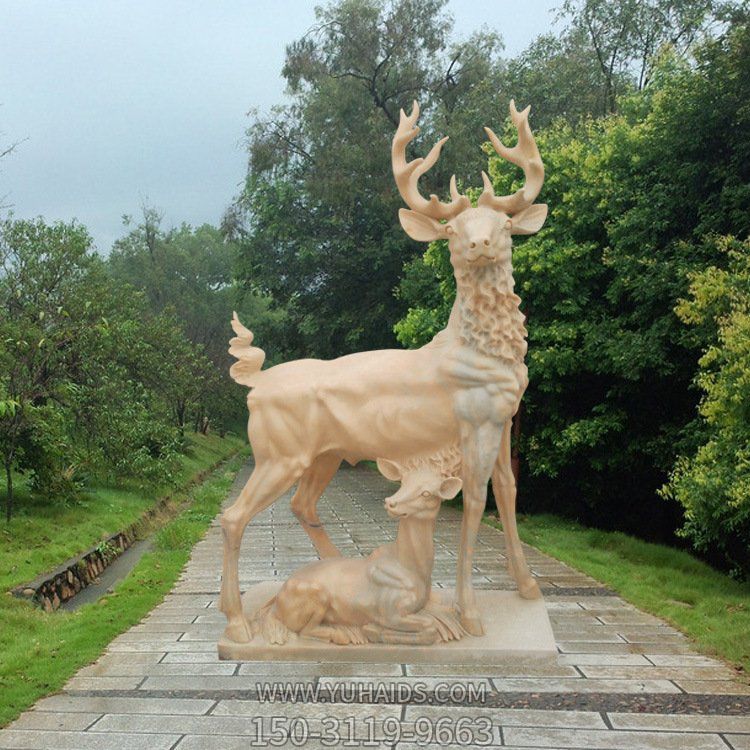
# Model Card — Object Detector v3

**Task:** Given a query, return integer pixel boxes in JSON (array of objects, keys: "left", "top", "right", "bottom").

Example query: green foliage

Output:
[
  {"left": 663, "top": 237, "right": 750, "bottom": 577},
  {"left": 232, "top": 0, "right": 514, "bottom": 359},
  {"left": 109, "top": 209, "right": 284, "bottom": 430},
  {"left": 0, "top": 216, "right": 242, "bottom": 520}
]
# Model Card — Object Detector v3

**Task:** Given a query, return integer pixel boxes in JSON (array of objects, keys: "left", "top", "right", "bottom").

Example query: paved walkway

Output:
[{"left": 2, "top": 461, "right": 750, "bottom": 749}]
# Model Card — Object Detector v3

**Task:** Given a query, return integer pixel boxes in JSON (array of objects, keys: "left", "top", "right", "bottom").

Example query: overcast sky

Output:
[{"left": 0, "top": 0, "right": 559, "bottom": 252}]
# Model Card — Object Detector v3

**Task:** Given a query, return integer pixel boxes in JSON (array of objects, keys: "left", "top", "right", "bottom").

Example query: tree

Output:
[
  {"left": 231, "top": 0, "right": 509, "bottom": 359},
  {"left": 663, "top": 237, "right": 750, "bottom": 578},
  {"left": 108, "top": 208, "right": 282, "bottom": 433},
  {"left": 0, "top": 218, "right": 94, "bottom": 521},
  {"left": 559, "top": 0, "right": 727, "bottom": 111},
  {"left": 395, "top": 16, "right": 750, "bottom": 542}
]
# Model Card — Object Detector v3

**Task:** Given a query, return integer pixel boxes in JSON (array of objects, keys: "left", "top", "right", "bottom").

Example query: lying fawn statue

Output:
[{"left": 252, "top": 449, "right": 464, "bottom": 646}]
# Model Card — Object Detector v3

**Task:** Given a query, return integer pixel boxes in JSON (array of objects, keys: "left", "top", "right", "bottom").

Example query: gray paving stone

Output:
[
  {"left": 726, "top": 735, "right": 750, "bottom": 750},
  {"left": 503, "top": 726, "right": 728, "bottom": 749},
  {"left": 489, "top": 677, "right": 681, "bottom": 693},
  {"left": 608, "top": 713, "right": 750, "bottom": 732},
  {"left": 402, "top": 705, "right": 606, "bottom": 728},
  {"left": 236, "top": 661, "right": 401, "bottom": 676},
  {"left": 405, "top": 663, "right": 579, "bottom": 677},
  {"left": 174, "top": 738, "right": 370, "bottom": 750},
  {"left": 80, "top": 661, "right": 237, "bottom": 677},
  {"left": 212, "top": 700, "right": 401, "bottom": 721},
  {"left": 675, "top": 679, "right": 750, "bottom": 694},
  {"left": 557, "top": 653, "right": 652, "bottom": 666},
  {"left": 646, "top": 654, "right": 727, "bottom": 667},
  {"left": 34, "top": 695, "right": 215, "bottom": 715},
  {"left": 0, "top": 730, "right": 180, "bottom": 749},
  {"left": 579, "top": 666, "right": 736, "bottom": 680},
  {"left": 7, "top": 713, "right": 102, "bottom": 731},
  {"left": 64, "top": 676, "right": 145, "bottom": 691},
  {"left": 140, "top": 675, "right": 317, "bottom": 691}
]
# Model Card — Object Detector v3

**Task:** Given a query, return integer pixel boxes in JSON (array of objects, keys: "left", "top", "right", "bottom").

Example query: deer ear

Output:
[
  {"left": 438, "top": 476, "right": 462, "bottom": 500},
  {"left": 399, "top": 209, "right": 446, "bottom": 242},
  {"left": 376, "top": 458, "right": 402, "bottom": 482},
  {"left": 509, "top": 203, "right": 547, "bottom": 235}
]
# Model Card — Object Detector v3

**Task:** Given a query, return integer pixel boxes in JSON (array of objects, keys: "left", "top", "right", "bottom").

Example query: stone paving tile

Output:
[
  {"left": 3, "top": 460, "right": 749, "bottom": 749},
  {"left": 402, "top": 705, "right": 607, "bottom": 728},
  {"left": 33, "top": 695, "right": 215, "bottom": 715},
  {"left": 676, "top": 680, "right": 750, "bottom": 694},
  {"left": 503, "top": 726, "right": 728, "bottom": 749},
  {"left": 489, "top": 677, "right": 682, "bottom": 693},
  {"left": 557, "top": 653, "right": 652, "bottom": 666},
  {"left": 7, "top": 713, "right": 102, "bottom": 731},
  {"left": 0, "top": 730, "right": 181, "bottom": 749},
  {"left": 79, "top": 661, "right": 238, "bottom": 677},
  {"left": 236, "top": 661, "right": 402, "bottom": 676},
  {"left": 608, "top": 713, "right": 750, "bottom": 732},
  {"left": 212, "top": 699, "right": 402, "bottom": 721},
  {"left": 579, "top": 666, "right": 736, "bottom": 680},
  {"left": 404, "top": 663, "right": 580, "bottom": 677}
]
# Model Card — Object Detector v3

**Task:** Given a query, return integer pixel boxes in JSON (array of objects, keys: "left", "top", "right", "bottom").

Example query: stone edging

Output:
[{"left": 10, "top": 447, "right": 243, "bottom": 611}]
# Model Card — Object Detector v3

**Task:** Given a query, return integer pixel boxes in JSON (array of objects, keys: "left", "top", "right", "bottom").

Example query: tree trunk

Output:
[
  {"left": 511, "top": 405, "right": 522, "bottom": 487},
  {"left": 5, "top": 459, "right": 13, "bottom": 523}
]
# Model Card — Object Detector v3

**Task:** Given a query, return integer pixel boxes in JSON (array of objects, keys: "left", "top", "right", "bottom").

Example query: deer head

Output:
[
  {"left": 392, "top": 100, "right": 547, "bottom": 270},
  {"left": 377, "top": 458, "right": 462, "bottom": 520}
]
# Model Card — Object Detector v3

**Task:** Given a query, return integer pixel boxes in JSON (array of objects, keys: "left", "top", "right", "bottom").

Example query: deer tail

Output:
[{"left": 228, "top": 312, "right": 266, "bottom": 387}]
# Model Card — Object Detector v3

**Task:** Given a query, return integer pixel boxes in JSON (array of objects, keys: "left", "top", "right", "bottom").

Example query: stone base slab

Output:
[{"left": 218, "top": 581, "right": 557, "bottom": 664}]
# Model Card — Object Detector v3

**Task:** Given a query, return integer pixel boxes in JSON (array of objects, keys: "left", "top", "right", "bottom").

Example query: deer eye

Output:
[
  {"left": 504, "top": 219, "right": 512, "bottom": 231},
  {"left": 445, "top": 225, "right": 454, "bottom": 235},
  {"left": 421, "top": 490, "right": 431, "bottom": 497}
]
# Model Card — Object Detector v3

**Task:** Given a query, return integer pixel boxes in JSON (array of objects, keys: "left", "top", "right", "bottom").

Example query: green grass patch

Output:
[
  {"left": 494, "top": 513, "right": 750, "bottom": 674},
  {"left": 0, "top": 448, "right": 248, "bottom": 727},
  {"left": 1, "top": 432, "right": 245, "bottom": 592}
]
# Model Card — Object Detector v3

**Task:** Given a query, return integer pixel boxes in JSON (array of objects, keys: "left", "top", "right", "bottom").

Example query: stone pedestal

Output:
[{"left": 218, "top": 581, "right": 557, "bottom": 664}]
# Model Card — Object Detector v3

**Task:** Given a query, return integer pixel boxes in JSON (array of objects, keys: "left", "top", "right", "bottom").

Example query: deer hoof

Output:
[
  {"left": 518, "top": 578, "right": 542, "bottom": 600},
  {"left": 223, "top": 617, "right": 253, "bottom": 643},
  {"left": 459, "top": 611, "right": 485, "bottom": 637}
]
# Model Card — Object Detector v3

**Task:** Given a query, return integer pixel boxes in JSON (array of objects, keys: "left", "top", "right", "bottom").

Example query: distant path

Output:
[{"left": 2, "top": 460, "right": 749, "bottom": 749}]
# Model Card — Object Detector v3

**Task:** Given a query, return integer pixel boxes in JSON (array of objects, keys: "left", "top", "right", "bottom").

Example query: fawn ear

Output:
[
  {"left": 399, "top": 209, "right": 446, "bottom": 242},
  {"left": 509, "top": 203, "right": 547, "bottom": 235},
  {"left": 438, "top": 476, "right": 462, "bottom": 499},
  {"left": 376, "top": 458, "right": 402, "bottom": 481}
]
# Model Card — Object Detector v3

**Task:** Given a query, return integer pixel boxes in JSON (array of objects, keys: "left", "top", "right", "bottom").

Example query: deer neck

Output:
[
  {"left": 452, "top": 262, "right": 527, "bottom": 367},
  {"left": 394, "top": 515, "right": 436, "bottom": 584}
]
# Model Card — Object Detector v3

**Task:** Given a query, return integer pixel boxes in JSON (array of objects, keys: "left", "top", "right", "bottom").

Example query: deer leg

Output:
[
  {"left": 492, "top": 420, "right": 540, "bottom": 599},
  {"left": 290, "top": 453, "right": 342, "bottom": 558},
  {"left": 220, "top": 459, "right": 303, "bottom": 643},
  {"left": 456, "top": 420, "right": 504, "bottom": 636},
  {"left": 494, "top": 420, "right": 518, "bottom": 582}
]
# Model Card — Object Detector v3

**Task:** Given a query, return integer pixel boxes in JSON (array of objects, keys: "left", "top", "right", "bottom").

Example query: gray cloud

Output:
[{"left": 0, "top": 0, "right": 557, "bottom": 252}]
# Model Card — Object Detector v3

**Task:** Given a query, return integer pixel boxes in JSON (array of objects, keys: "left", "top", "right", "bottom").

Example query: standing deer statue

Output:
[{"left": 220, "top": 100, "right": 546, "bottom": 642}]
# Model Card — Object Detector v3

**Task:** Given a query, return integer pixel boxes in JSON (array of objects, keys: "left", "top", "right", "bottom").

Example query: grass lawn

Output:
[
  {"left": 500, "top": 513, "right": 750, "bottom": 675},
  {"left": 0, "top": 435, "right": 249, "bottom": 727},
  {"left": 1, "top": 432, "right": 244, "bottom": 592}
]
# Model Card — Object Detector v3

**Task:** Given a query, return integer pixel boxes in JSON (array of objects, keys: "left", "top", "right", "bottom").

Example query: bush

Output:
[{"left": 663, "top": 237, "right": 750, "bottom": 578}]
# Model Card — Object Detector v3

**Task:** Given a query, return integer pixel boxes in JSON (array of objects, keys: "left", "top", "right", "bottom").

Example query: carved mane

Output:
[{"left": 455, "top": 263, "right": 527, "bottom": 369}]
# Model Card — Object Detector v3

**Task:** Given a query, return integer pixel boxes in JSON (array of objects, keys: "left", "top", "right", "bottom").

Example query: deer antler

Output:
[
  {"left": 478, "top": 100, "right": 544, "bottom": 215},
  {"left": 391, "top": 101, "right": 471, "bottom": 221}
]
